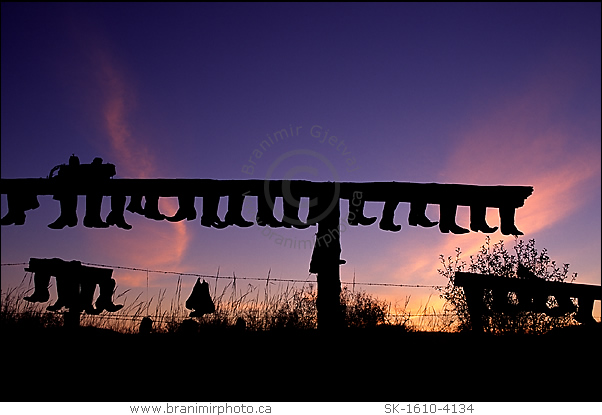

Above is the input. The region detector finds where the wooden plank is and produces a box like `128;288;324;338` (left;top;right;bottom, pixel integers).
1;178;533;208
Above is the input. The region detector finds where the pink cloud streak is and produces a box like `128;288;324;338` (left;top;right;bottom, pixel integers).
85;47;191;286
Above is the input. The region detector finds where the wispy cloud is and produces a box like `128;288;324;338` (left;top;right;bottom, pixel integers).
96;50;155;178
86;46;190;281
357;51;601;314
441;53;600;236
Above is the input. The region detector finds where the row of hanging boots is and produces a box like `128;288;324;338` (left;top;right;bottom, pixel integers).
45;156;127;229
44;275;123;314
42;190;524;236
126;194;256;228
127;192;316;229
490;287;598;324
48;194;133;230
23;258;123;314
0;193;40;226
257;185;321;229
490;288;578;317
349;198;523;236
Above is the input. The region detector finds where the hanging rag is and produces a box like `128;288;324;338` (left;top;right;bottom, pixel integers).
185;278;216;317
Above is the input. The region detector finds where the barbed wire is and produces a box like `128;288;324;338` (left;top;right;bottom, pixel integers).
1;261;444;289
6;310;449;320
2;260;452;331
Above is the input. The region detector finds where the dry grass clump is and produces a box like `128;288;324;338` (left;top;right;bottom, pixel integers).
2;273;445;334
1;279;63;331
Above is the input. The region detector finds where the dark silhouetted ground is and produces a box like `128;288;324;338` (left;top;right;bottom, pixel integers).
3;324;600;402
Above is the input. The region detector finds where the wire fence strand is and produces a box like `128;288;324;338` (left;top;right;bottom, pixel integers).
1;261;444;289
6;310;447;320
2;262;451;332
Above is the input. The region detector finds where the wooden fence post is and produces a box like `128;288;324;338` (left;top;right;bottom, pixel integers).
312;193;344;330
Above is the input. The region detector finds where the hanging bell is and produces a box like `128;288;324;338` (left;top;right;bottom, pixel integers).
185;278;216;317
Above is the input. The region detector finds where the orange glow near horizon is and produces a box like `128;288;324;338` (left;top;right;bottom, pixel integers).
73;42;599;326
337;53;601;320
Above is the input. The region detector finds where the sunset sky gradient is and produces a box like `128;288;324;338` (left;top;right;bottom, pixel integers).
2;3;600;322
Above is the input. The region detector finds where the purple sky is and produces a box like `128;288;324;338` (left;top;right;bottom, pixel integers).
2;3;600;322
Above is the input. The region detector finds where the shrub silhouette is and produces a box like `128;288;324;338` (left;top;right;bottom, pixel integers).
341;286;388;328
438;237;579;334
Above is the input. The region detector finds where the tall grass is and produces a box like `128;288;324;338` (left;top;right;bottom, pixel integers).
1;276;450;334
0;275;63;330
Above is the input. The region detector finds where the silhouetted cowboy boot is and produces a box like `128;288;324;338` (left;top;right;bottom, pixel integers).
575;295;596;325
224;194;253;227
166;195;197;222
490;289;507;313
142;195;165;221
545;294;576;317
200;195;228;228
554;294;577;315
515;293;531;312
348;196;377;226
95;278;123;313
48;195;78;229
499;206;523;236
1;193;39;225
79;280;99;315
23;271;51;303
515;265;542;309
306;197;323;226
1;211;26;226
469;205;498;233
256;193;282;228
408;201;438;227
379;201;401;232
126;195;145;215
47;271;80;311
282;191;309;229
83;194;109;228
438;204;469;234
24;193;40;210
106;195;132;230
